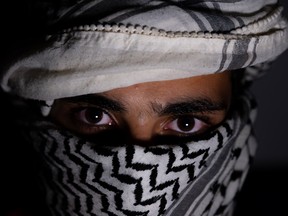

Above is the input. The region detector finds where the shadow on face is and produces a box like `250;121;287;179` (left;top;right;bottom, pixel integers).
49;71;232;146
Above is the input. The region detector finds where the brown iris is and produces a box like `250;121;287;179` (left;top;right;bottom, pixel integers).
84;108;104;124
176;116;195;132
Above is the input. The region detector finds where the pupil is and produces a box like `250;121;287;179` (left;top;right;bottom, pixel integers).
85;108;103;124
177;117;195;131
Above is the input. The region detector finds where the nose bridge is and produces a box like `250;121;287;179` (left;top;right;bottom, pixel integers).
126;110;156;142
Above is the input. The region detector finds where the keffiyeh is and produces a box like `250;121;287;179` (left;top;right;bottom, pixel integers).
0;1;287;216
0;0;287;100
17;91;257;216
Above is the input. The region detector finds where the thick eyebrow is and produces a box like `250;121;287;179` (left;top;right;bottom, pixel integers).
158;98;227;116
61;94;227;115
61;94;127;112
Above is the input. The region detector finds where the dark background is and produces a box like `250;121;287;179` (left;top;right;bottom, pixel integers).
235;45;288;215
0;1;288;216
251;0;288;168
235;0;288;215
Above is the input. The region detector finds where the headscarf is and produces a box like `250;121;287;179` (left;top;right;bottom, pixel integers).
0;1;287;216
0;0;287;101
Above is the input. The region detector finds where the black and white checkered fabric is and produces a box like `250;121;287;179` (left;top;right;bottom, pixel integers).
18;91;257;216
0;1;285;215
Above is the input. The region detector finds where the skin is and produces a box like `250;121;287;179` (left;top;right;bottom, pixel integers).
50;71;232;146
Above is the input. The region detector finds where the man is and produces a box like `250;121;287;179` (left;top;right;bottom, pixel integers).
1;0;287;215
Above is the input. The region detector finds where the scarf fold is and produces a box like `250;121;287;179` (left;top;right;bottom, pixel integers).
0;0;287;100
0;1;285;215
15;91;257;216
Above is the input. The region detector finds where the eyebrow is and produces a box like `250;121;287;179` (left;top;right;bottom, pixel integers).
62;94;227;115
157;98;227;116
62;94;127;112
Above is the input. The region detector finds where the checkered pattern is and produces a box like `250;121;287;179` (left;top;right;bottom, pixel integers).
17;92;258;216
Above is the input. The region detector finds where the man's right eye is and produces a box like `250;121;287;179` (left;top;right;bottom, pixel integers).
67;107;119;135
76;107;114;126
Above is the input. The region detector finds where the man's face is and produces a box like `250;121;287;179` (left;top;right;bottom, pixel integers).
50;71;232;145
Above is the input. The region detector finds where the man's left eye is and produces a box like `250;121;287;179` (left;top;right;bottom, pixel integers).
164;116;208;135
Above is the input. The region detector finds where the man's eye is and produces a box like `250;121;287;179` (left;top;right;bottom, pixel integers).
76;107;114;126
164;115;208;135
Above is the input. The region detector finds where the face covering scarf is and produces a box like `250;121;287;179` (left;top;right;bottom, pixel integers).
14;90;257;216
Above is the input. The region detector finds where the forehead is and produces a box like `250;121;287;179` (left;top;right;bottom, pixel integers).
100;71;232;105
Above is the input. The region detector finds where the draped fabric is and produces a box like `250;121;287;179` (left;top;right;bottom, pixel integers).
0;0;287;100
0;1;287;216
16;91;257;216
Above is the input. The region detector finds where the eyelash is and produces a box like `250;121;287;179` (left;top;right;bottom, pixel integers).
78;108;113;126
163;115;209;135
71;106;210;136
70;107;117;133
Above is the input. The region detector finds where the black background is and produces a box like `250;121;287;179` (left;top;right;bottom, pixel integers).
251;0;288;168
235;1;288;215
